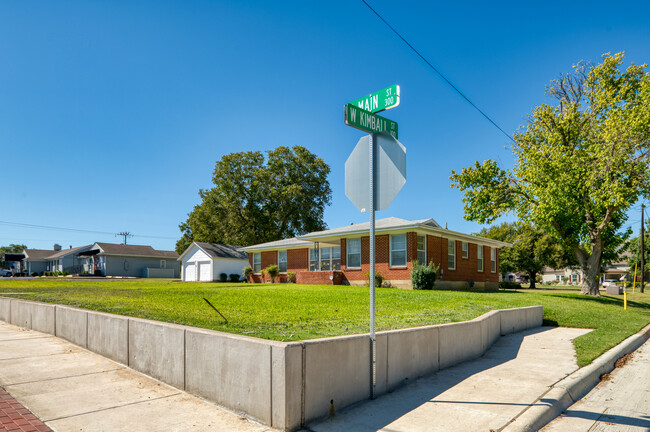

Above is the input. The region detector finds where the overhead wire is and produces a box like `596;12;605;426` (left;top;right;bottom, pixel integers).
0;220;177;240
360;0;516;144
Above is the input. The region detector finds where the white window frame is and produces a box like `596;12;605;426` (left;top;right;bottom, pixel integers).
448;240;456;270
278;250;287;273
462;242;469;259
160;260;166;269
346;238;361;269
477;246;484;272
310;246;341;271
390;234;407;267
490;248;497;273
253;253;261;273
417;235;426;265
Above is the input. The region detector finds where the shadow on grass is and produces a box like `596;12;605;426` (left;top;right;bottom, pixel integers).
546;293;650;310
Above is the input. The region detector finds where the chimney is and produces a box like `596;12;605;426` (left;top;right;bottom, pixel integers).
53;244;62;251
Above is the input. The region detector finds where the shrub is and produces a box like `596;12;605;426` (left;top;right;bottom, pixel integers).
63;271;69;276
94;269;102;276
265;265;279;283
287;272;296;283
243;266;253;282
364;271;384;287
219;273;228;282
31;272;38;277
229;273;240;282
411;261;439;290
499;281;522;289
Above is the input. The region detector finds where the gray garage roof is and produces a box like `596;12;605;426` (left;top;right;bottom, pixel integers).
193;242;247;260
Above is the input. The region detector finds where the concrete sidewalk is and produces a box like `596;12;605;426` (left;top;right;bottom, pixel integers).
0;322;273;432
307;326;590;432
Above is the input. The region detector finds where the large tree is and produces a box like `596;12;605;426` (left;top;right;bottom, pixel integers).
479;222;570;289
176;146;332;253
450;53;650;296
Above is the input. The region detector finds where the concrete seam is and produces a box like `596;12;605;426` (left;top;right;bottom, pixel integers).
4;366;125;386
127;318;130;367
269;344;273;427
182;329;186;391
301;343;306;427
85;310;88;348
43;392;183;423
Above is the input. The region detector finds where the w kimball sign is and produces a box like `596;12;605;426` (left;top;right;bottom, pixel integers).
344;103;398;139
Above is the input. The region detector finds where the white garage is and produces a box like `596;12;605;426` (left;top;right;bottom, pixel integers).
178;242;248;282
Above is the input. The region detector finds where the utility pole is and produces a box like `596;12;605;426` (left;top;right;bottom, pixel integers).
116;232;132;245
641;205;645;293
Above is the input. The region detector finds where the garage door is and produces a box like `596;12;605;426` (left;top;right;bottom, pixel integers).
184;262;196;282
198;261;211;282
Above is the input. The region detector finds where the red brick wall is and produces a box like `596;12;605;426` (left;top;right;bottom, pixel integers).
287;248;308;273
246;233;500;284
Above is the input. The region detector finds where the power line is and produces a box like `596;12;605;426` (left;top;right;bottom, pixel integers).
360;0;516;144
0;220;177;241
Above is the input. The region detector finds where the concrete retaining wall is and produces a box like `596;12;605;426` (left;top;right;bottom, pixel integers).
0;297;542;431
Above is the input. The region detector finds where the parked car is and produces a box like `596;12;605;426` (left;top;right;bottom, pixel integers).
1;269;12;277
602;280;618;288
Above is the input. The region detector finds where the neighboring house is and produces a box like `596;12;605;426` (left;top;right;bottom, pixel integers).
178;242;248;282
240;217;510;290
541;252;631;285
77;242;180;278
22;244;92;274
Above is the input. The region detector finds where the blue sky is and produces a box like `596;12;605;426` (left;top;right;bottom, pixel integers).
1;1;649;251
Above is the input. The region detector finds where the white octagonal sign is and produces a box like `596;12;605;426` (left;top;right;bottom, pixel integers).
345;133;406;212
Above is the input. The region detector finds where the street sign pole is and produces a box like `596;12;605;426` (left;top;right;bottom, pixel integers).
369;132;376;399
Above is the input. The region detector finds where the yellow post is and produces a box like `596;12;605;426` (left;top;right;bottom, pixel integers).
624;281;627;310
633;263;638;294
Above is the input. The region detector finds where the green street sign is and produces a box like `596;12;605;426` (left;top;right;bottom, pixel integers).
345;103;398;139
349;85;400;113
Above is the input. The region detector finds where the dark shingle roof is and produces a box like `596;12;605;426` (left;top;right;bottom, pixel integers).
194;242;248;260
23;249;56;260
94;242;179;259
48;245;92;259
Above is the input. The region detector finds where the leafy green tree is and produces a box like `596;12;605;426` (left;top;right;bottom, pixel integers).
177;146;331;253
0;244;27;269
626;220;650;282
479;222;569;289
451;53;650;296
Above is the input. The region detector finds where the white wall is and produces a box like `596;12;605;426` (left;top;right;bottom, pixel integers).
213;258;248;281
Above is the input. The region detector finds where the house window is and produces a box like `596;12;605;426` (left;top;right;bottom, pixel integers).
253;253;261;273
448;240;456;270
477;246;484;272
556;275;561;281
160;260;166;269
309;248;319;271
462;242;469;259
417;235;426;264
124;259;129;271
347;239;361;268
332;247;341;270
390;234;407;267
320;247;331;271
310;247;341;271
491;248;497;273
278;250;287;273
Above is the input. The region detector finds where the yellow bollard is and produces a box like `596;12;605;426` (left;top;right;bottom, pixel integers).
624;282;627;310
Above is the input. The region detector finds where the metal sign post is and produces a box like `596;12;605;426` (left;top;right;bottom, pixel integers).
369;132;376;399
344;85;404;401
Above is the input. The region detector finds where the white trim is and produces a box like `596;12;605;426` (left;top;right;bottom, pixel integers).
461;242;469;259
448;240;456;270
417;234;427;265
390;234;407;268
477;245;484;272
490;248;497;273
346;238;361;269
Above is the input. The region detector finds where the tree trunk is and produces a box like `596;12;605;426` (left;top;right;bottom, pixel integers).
529;271;537;289
576;238;603;296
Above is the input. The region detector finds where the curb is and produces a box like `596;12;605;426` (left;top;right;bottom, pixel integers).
502;322;650;432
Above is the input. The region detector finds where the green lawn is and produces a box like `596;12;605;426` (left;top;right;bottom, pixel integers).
1;278;649;367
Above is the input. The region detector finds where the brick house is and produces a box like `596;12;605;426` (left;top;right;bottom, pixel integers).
240;217;510;290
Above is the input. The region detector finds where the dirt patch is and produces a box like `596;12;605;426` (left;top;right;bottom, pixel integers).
600;353;634;382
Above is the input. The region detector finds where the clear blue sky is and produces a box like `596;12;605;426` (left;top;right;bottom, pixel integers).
1;1;649;251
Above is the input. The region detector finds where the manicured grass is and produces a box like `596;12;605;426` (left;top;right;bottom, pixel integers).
1;278;649;367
